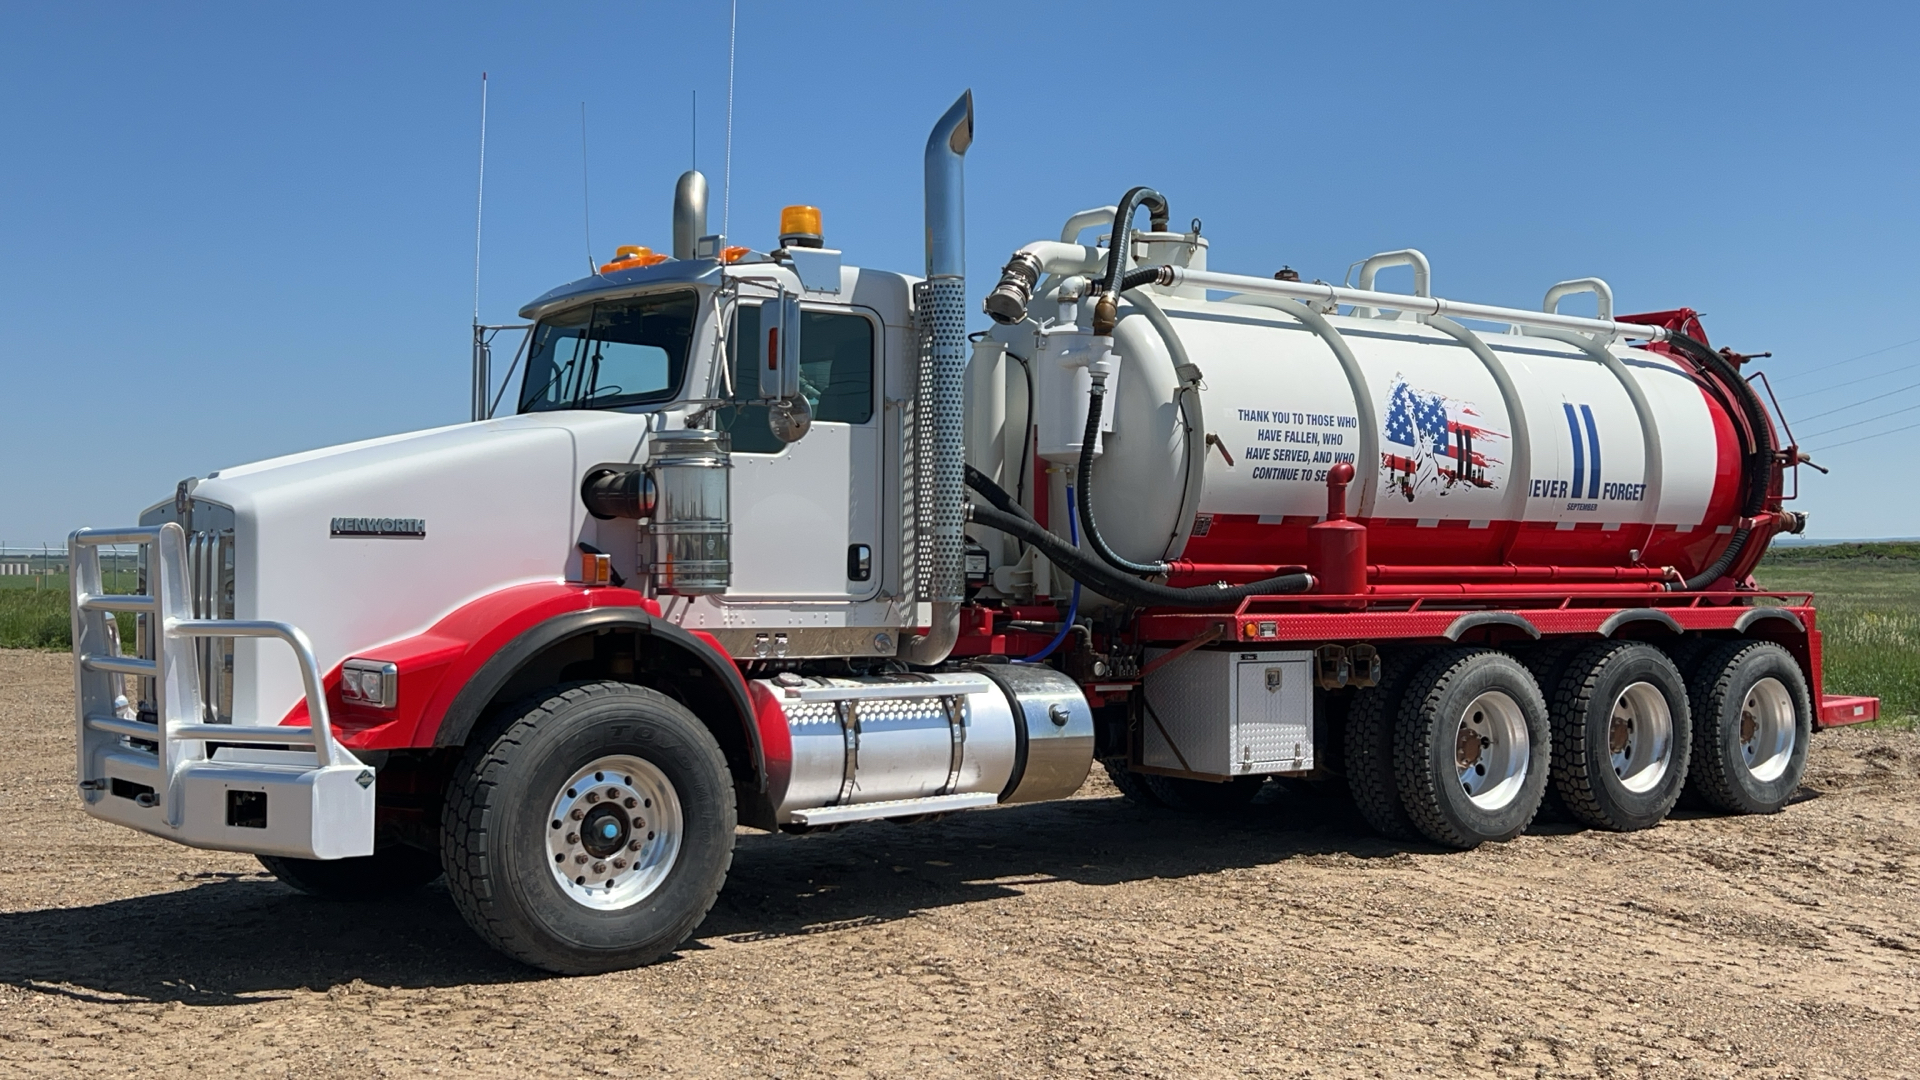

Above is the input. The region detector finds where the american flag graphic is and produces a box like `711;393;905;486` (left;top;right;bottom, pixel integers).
1380;376;1507;502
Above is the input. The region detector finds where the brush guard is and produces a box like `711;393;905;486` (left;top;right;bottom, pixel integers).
69;523;374;859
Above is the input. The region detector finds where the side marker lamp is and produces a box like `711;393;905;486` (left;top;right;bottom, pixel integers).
599;245;669;273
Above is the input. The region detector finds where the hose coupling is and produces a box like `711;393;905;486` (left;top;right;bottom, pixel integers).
983;250;1044;325
1091;291;1119;336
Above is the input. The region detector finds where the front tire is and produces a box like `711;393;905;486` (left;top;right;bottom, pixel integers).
1548;642;1692;832
1393;649;1551;849
1684;641;1811;814
259;844;443;900
441;681;737;975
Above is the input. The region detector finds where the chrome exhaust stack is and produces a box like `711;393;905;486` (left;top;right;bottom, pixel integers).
901;90;973;666
672;170;709;261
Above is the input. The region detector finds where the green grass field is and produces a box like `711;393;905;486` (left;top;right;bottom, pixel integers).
0;572;138;650
1756;543;1920;728
5;549;1912;725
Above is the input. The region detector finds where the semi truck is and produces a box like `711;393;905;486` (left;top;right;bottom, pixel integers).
67;91;1878;974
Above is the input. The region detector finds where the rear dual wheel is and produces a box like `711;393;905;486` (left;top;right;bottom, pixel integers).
1547;642;1692;832
1685;641;1811;814
1392;649;1552;850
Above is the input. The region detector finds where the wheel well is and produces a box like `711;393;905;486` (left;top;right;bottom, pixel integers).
432;610;762;800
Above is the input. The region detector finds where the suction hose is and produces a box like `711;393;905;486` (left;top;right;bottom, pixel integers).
965;466;1313;607
1667;331;1774;591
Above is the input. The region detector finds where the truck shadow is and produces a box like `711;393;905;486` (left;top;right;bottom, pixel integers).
0;778;1664;1002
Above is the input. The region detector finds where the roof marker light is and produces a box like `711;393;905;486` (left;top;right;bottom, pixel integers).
599;245;669;273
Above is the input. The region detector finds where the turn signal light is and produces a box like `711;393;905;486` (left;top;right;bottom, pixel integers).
581;551;612;588
778;205;823;249
600;245;669;273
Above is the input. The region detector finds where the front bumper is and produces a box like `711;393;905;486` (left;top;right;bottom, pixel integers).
71;524;375;860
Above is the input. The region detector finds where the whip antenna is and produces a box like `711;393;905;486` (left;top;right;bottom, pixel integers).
723;0;736;238
473;72;487;321
580;102;595;275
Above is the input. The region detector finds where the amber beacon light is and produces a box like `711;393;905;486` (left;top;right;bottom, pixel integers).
778;205;823;248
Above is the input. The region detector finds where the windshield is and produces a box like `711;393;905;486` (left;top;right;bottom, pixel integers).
518;290;699;413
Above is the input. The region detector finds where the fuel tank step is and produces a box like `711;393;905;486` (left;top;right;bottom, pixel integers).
787;792;998;827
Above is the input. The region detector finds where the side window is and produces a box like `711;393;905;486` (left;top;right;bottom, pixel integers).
717;305;875;454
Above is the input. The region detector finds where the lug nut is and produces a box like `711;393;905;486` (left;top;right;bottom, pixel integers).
628;838;644;852
575;853;588;865
592;861;607;874
566;832;579;845
585;792;599;804
570;807;586;820
624;797;637;809
613;858;628;870
606;788;621;800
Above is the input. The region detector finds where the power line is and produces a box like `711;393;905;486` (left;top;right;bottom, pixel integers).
1779;355;1920;401
1791;377;1920;425
1772;334;1920;383
1810;417;1920;453
1803;398;1920;441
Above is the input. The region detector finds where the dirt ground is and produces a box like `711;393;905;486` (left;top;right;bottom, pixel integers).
3;648;1917;1078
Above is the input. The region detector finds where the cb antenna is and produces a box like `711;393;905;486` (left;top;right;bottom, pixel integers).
473;72;487;322
580;101;596;275
723;0;736;238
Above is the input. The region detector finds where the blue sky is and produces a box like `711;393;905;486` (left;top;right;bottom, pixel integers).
2;1;1916;541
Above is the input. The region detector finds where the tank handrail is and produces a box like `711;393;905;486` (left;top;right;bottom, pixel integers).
1351;249;1432;320
1165;267;1672;343
1059;205;1119;244
1544;277;1614;323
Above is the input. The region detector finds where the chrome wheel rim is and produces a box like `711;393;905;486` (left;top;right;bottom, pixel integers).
1739;677;1796;783
546;755;682;911
1455;690;1530;811
1607;680;1674;794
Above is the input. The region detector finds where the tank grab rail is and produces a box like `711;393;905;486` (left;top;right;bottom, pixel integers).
1544;278;1614;323
1163;267;1673;344
1349;249;1433;320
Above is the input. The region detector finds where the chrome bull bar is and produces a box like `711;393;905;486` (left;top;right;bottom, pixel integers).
69;523;374;859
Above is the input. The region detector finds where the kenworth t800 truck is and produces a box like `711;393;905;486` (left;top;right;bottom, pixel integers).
68;92;1876;973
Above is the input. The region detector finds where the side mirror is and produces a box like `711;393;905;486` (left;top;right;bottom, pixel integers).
759;291;802;401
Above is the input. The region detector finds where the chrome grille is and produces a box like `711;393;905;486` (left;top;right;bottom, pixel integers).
186;529;236;723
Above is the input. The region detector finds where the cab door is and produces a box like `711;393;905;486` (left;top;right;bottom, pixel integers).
712;301;883;601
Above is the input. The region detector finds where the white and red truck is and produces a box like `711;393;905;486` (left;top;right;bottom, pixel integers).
68;92;1877;973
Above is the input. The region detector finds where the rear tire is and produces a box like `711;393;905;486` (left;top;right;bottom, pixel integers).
259;844;443;900
1343;648;1432;841
1548;642;1692;831
1684;641;1811;814
1101;758;1167;807
1393;649;1551;849
1142;773;1266;813
441;681;736;975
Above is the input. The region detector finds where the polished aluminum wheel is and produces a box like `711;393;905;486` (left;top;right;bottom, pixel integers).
1608;680;1674;794
1455;690;1530;811
546;755;682;911
1739;677;1797;783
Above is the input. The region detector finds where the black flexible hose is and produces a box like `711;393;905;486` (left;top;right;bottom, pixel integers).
1076;382;1168;576
969;502;1312;608
1666;331;1774;590
1097;187;1169;301
965;466;1313;605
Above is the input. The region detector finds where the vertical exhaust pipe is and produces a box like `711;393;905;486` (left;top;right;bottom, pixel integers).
673;169;708;260
902;90;973;666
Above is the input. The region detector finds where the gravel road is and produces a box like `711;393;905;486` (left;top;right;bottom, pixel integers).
3;647;1917;1078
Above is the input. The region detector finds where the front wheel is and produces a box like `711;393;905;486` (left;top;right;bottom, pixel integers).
259;844;443;900
441;681;737;974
